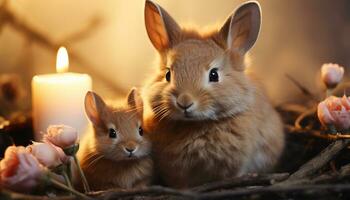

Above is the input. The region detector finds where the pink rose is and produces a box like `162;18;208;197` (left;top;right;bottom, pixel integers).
0;146;44;192
0;146;22;178
317;95;350;131
26;142;68;168
44;125;78;148
321;63;344;88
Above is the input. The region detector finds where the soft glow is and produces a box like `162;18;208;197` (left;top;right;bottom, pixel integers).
56;47;69;73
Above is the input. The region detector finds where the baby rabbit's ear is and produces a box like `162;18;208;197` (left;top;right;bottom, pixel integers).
127;87;143;110
144;0;181;51
85;91;106;126
218;1;261;54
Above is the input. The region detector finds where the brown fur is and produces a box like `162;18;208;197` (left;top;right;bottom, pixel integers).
142;0;285;188
77;90;153;191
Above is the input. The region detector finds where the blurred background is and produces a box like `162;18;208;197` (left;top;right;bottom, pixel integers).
0;0;350;112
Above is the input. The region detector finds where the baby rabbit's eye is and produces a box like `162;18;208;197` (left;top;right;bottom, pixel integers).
165;70;171;82
139;127;144;136
109;128;117;138
209;68;219;82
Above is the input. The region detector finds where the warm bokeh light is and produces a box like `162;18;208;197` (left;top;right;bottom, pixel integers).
56;47;69;73
0;0;348;102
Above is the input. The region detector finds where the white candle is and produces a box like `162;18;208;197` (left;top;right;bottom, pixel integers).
32;47;92;140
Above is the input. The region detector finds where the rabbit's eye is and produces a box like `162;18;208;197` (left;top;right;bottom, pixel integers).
165;70;171;82
109;128;117;138
139;127;144;136
209;68;219;82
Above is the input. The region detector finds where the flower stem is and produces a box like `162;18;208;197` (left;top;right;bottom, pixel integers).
66;159;72;180
326;89;332;97
73;154;91;193
61;169;73;192
49;178;93;200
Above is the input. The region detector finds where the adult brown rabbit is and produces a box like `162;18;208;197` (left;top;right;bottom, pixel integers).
142;0;285;188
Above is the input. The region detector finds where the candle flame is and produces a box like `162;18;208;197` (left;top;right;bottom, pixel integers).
56;47;69;73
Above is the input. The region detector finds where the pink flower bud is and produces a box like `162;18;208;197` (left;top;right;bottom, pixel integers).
321;63;344;88
0;146;44;192
44;125;78;148
317;95;350;131
26;142;66;168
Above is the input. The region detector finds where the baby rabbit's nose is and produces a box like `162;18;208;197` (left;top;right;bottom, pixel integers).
176;93;194;110
125;147;135;153
124;141;137;153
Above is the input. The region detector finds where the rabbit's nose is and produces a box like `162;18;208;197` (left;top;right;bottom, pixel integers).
124;141;138;154
176;93;194;110
125;147;135;153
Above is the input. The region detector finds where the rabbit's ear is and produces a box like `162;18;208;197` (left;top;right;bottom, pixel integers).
85;91;106;126
218;1;261;54
145;0;181;51
127;87;143;110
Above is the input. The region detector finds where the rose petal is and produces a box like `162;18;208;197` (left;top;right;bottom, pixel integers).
341;95;350;110
27;142;62;168
318;101;335;125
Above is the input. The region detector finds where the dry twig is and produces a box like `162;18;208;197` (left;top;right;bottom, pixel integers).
197;184;350;200
285;73;319;101
97;186;196;200
191;173;289;192
281;139;350;182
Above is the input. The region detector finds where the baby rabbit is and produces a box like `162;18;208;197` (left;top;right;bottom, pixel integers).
142;0;285;188
77;89;153;191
